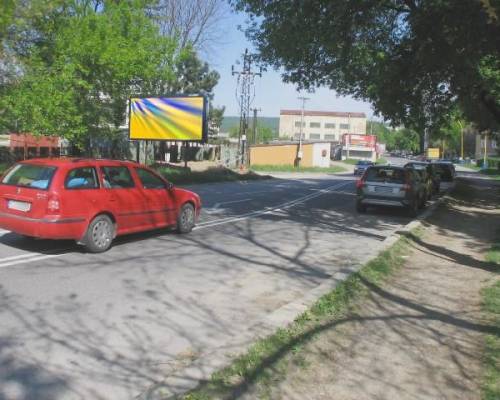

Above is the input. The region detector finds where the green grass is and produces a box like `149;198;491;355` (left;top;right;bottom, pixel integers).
155;166;271;185
462;164;500;180
250;164;346;173
181;231;417;400
481;281;500;399
486;244;500;265
481;239;500;400
376;157;387;164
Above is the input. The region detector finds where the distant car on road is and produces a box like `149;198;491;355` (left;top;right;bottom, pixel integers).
356;166;426;216
0;158;201;252
353;160;374;175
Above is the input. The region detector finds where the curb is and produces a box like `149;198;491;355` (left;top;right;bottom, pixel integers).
140;183;455;400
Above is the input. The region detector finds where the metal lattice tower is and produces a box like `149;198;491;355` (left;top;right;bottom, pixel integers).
232;49;262;167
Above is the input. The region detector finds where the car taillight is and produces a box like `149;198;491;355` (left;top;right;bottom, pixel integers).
47;195;60;213
400;184;411;192
356;179;366;189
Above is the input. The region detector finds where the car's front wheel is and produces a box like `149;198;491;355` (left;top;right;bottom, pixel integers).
177;203;195;234
83;214;114;253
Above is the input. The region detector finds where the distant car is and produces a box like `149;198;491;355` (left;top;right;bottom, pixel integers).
404;161;441;197
356;166;426;216
353;160;374;175
0;158;201;252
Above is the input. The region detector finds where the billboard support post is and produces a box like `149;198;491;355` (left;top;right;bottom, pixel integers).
136;141;140;163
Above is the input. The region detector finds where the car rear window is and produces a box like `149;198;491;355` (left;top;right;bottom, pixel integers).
365;168;405;183
1;164;56;190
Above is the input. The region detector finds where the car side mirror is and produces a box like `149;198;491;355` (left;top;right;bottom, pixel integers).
166;182;174;190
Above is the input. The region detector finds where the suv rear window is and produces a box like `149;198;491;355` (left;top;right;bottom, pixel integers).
365;168;405;183
2;164;56;190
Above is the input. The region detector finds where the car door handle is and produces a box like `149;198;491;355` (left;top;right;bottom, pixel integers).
109;196;117;202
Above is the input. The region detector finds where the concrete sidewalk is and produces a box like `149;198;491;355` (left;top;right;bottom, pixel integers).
241;175;500;399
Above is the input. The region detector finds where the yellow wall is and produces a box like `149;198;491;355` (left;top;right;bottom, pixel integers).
250;144;314;167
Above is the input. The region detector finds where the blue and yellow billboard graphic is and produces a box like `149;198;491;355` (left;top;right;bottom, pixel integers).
129;96;206;141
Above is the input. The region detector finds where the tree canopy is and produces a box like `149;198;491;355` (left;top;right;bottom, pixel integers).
231;0;500;148
0;0;219;154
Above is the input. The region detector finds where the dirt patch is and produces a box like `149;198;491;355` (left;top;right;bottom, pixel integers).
245;177;499;400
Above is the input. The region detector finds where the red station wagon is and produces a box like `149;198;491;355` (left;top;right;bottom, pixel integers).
0;158;201;252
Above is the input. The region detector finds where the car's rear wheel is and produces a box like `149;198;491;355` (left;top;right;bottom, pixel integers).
356;201;367;213
419;193;427;209
177;203;195;234
83;215;114;253
407;200;418;217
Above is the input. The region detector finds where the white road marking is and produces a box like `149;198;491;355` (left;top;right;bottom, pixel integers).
195;181;353;230
212;198;252;209
0;180;354;269
0;253;66;269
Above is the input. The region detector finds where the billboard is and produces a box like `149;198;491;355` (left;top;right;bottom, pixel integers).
129;96;207;141
343;134;377;149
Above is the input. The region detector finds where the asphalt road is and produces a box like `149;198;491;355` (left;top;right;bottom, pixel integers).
0;167;423;400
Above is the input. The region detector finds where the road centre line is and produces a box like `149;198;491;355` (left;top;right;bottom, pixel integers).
212;198;252;209
0;181;353;268
195;181;353;230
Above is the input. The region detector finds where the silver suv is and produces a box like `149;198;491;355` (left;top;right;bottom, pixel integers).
356;166;426;216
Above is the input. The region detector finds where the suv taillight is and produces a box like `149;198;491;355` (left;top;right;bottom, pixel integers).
356;179;366;189
47;195;60;213
400;183;411;192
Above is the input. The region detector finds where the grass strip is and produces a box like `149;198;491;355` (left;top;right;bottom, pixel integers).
482;239;500;400
462;164;500;180
250;164;346;173
155;166;271;185
180;231;417;400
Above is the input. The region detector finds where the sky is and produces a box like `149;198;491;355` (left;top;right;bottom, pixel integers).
209;9;375;119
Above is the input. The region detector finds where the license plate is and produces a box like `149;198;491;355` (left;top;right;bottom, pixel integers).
7;200;31;212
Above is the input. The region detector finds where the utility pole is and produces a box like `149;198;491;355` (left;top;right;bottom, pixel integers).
251;107;261;145
484;131;489;169
232;49;262;168
458;120;464;160
297;96;309;167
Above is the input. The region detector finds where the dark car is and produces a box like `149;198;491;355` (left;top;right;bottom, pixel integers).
354;160;374;175
432;161;456;182
404;162;441;197
356;166;426;216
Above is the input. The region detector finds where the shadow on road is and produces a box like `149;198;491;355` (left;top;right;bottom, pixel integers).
0;177;429;399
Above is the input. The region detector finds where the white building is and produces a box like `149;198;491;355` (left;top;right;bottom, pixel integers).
279;110;367;141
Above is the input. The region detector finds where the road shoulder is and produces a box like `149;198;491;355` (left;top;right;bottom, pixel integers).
250;176;499;400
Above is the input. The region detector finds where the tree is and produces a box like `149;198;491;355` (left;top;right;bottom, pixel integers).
231;0;500;150
0;0;220;153
255;124;274;143
149;0;228;55
208;104;225;137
